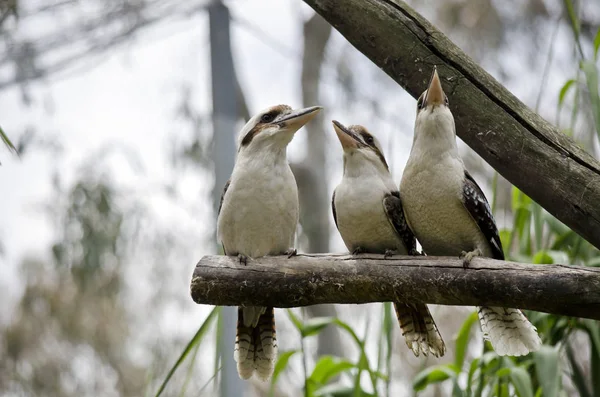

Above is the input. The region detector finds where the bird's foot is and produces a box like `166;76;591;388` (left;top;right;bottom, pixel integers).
237;254;249;266
460;248;482;268
384;249;396;259
352;247;364;255
285;248;297;258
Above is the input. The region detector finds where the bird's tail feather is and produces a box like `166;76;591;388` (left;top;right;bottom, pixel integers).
394;302;446;357
477;306;541;356
234;306;277;381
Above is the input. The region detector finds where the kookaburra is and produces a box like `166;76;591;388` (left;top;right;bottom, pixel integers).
400;67;542;356
217;104;322;380
331;120;446;357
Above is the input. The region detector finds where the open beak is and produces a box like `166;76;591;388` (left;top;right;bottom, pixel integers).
332;120;359;149
278;106;322;130
424;67;445;107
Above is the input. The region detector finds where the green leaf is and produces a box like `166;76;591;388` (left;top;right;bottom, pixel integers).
332;318;364;349
0;124;18;157
563;0;581;40
594;28;600;60
499;229;512;254
532;251;554;264
302;316;336;337
466;358;480;393
496;367;511;377
581;61;600;138
510;367;534;397
454;311;478;370
558;79;576;106
286;308;304;331
155;306;221;397
310;355;355;385
413;365;456;391
269;350;299;396
533;346;560;397
314;384;375;397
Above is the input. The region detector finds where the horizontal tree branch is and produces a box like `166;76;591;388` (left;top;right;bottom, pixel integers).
303;0;600;249
190;254;600;320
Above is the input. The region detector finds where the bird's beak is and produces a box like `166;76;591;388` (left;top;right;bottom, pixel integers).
278;106;322;130
332;120;359;149
424;67;445;107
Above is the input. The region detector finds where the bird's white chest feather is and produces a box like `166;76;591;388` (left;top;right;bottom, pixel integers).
217;160;298;258
401;154;489;256
335;177;406;254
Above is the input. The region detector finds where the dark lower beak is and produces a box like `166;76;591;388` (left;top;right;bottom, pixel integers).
332;120;359;149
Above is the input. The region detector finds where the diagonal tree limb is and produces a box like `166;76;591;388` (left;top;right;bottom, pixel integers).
302;0;600;249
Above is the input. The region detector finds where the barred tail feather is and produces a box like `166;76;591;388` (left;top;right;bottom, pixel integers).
478;306;541;356
234;306;278;381
394;302;446;357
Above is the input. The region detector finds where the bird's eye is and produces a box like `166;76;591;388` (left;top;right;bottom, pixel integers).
417;98;424;110
444;96;449;106
261;113;276;123
366;136;374;145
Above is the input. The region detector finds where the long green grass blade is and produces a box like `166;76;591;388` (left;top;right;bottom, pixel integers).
580;61;600;138
154;306;221;397
0;125;17;156
563;0;585;58
454;311;478;370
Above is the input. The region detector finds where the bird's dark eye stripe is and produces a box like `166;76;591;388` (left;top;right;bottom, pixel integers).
360;132;375;146
260;111;279;123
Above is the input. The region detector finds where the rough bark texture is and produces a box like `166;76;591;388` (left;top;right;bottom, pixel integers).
302;0;600;249
191;254;600;320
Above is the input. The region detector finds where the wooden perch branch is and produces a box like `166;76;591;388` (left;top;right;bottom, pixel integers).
303;0;600;249
191;254;600;320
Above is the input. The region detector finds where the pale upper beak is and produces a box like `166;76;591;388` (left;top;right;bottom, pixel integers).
278;106;322;130
332;120;359;149
424;67;445;107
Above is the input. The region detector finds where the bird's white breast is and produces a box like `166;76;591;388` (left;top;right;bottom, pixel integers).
217;158;298;258
335;176;407;254
401;154;491;257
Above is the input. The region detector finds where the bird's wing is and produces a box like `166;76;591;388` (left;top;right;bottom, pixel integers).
383;191;417;254
218;179;231;254
218;179;231;216
331;189;339;230
461;170;504;260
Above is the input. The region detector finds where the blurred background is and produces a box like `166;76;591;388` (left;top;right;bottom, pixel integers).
0;0;599;396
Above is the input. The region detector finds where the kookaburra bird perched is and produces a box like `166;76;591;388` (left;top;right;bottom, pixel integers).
331;120;446;358
217;104;322;380
400;67;542;356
